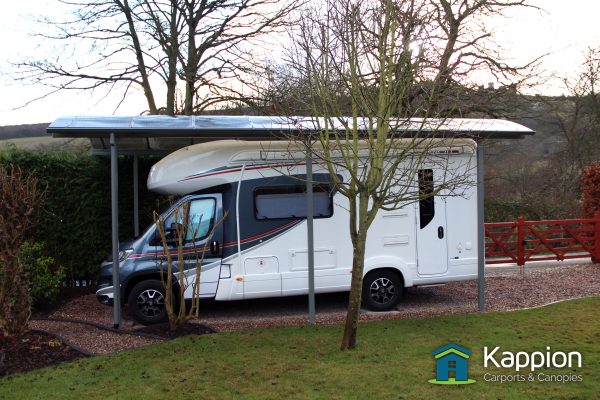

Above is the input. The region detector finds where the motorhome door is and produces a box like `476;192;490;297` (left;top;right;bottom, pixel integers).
160;194;224;297
416;169;448;275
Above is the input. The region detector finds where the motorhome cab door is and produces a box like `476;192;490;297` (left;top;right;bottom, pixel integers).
159;194;224;297
416;169;448;275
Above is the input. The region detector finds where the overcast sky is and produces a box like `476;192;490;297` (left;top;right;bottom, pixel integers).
0;0;599;126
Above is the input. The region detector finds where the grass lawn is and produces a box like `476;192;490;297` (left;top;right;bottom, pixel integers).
2;297;599;399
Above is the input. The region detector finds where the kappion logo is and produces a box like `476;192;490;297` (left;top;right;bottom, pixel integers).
428;343;476;385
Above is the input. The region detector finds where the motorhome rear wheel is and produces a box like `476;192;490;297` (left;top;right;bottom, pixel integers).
362;270;403;311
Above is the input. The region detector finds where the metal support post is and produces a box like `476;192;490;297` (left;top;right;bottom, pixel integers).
306;148;316;324
133;154;140;237
110;133;122;328
477;140;485;312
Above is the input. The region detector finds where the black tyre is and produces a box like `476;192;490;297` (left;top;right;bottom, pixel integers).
362;270;403;311
127;280;170;325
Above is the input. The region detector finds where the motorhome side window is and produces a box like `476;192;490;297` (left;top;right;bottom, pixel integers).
162;198;216;241
418;169;435;229
254;185;333;220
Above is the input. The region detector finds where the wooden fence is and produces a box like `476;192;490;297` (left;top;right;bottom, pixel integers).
485;212;600;266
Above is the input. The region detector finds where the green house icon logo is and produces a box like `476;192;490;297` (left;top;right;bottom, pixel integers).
428;343;476;385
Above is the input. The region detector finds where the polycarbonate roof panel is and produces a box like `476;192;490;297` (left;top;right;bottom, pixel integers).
48;115;534;137
290;117;534;136
49;115;534;155
130;115;194;129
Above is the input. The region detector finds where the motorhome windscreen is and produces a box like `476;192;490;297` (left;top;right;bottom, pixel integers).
418;169;435;229
254;185;333;220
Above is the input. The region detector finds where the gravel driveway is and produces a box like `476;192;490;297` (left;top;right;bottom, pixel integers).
29;263;600;354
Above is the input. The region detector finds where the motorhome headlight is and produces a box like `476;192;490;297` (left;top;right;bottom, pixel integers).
118;249;133;262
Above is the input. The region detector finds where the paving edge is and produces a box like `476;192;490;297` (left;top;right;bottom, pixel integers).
31;317;168;342
28;328;93;357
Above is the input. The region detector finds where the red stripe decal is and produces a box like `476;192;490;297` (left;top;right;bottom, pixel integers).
129;220;300;258
180;162;306;182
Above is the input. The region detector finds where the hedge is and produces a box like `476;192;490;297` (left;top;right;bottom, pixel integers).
0;149;167;280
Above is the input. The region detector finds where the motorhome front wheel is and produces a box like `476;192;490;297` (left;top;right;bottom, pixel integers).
127;280;170;325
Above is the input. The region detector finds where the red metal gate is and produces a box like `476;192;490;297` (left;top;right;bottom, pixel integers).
485;211;600;266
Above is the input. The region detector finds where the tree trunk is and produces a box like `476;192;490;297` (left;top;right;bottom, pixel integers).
121;0;158;114
165;55;178;115
165;1;179;116
341;193;369;350
340;232;367;350
184;3;197;116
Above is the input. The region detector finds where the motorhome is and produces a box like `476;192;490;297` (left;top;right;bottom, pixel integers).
96;138;479;324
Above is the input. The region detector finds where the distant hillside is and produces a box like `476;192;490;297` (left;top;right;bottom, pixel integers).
0;122;89;152
0;123;50;140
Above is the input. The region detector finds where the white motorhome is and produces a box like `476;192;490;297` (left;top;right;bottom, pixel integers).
96;137;479;324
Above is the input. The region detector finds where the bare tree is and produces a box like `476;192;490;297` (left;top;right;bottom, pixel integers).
153;202;227;330
489;48;600;220
14;0;301;115
0;166;45;336
542;48;600;217
282;0;540;350
425;0;542;111
551;48;600;171
266;0;542;118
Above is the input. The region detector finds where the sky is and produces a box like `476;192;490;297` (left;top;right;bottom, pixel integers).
0;0;599;126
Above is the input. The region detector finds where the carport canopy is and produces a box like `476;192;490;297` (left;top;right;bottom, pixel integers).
49;115;533;153
47;115;534;328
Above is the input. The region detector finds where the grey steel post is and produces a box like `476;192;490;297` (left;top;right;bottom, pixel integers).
133;154;140;237
110;133;122;329
306;148;316;324
477;140;485;312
